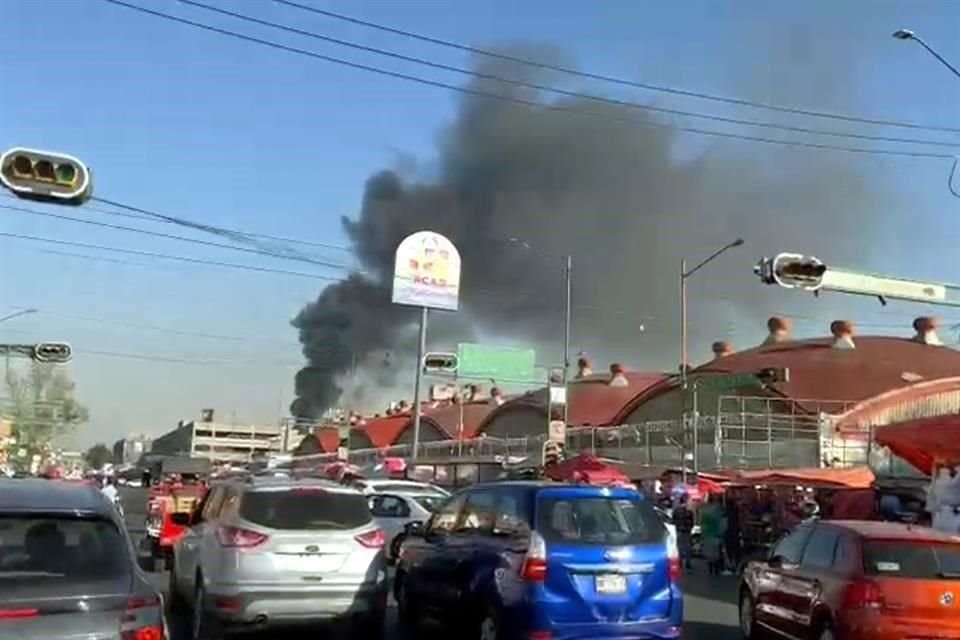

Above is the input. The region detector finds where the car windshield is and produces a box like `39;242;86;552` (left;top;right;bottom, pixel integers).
863;541;960;580
536;496;665;546
0;515;131;595
240;489;371;530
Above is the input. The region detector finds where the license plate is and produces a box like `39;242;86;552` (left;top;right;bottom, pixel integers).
596;574;627;594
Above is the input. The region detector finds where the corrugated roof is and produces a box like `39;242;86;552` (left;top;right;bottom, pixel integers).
422;401;498;439
360;414;412;448
477;371;670;433
616;336;960;421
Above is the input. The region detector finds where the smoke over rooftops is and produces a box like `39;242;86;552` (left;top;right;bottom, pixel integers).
290;44;899;419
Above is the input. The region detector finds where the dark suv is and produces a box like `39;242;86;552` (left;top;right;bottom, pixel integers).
394;481;682;640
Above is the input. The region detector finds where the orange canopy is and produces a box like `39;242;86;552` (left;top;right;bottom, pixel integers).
874;416;960;476
734;466;875;489
545;454;632;486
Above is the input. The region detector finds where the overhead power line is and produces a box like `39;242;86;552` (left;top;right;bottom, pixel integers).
103;0;956;160
87;195;353;253
272;0;960;135
0;230;349;281
179;0;959;149
0;202;357;273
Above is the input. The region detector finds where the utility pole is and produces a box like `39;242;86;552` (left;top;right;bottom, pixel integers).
679;239;744;481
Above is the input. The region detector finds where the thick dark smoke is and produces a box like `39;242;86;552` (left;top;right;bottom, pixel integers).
292;45;900;419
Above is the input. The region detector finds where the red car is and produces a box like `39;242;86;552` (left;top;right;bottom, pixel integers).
739;520;960;640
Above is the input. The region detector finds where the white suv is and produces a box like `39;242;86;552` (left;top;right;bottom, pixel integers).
169;477;387;639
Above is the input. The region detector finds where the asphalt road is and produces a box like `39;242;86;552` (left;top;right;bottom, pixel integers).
120;487;742;640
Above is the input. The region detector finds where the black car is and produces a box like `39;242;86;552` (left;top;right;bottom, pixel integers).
0;479;167;640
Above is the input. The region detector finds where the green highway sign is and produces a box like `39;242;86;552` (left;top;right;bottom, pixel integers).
695;373;763;391
456;343;537;382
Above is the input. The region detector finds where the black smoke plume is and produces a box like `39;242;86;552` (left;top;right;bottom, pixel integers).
292;45;905;419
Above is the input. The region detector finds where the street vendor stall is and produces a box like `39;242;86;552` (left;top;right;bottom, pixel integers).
543;454;632;486
141;456;211;571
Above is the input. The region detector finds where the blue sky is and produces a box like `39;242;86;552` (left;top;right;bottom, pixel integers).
1;0;958;447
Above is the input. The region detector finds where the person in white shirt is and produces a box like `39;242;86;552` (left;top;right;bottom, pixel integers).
101;477;119;503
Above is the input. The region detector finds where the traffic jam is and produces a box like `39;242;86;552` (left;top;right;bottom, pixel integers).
0;445;959;640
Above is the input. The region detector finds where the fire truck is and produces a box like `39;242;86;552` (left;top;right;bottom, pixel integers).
140;456;211;571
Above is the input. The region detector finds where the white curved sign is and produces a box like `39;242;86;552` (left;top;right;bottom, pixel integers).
392;231;461;311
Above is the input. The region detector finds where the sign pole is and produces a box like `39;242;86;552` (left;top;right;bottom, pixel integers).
410;307;429;462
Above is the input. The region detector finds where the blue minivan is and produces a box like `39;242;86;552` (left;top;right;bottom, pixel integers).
394;481;682;640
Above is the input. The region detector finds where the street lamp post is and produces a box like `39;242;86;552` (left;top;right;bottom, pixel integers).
509;238;573;386
679;239;744;480
893;29;960;80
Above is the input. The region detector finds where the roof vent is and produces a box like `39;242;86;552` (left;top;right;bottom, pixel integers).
576;355;593;379
609;363;629;387
712;340;734;359
830;320;856;350
762;316;791;346
912;316;943;346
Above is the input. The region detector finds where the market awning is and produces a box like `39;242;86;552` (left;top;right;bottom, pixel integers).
875;416;960;476
544;454;631;486
733;466;875;489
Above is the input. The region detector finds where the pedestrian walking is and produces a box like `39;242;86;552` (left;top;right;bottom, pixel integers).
700;495;727;576
673;495;695;572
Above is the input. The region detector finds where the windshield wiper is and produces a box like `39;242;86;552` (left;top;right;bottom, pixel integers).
0;571;66;578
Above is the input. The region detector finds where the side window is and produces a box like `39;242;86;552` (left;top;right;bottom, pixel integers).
428;494;466;534
218;487;241;520
457;491;497;534
771;525;812;565
801;526;839;570
494;490;531;536
201;487;226;521
369;495;411;518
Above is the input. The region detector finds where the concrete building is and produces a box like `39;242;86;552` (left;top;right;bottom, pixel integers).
112;435;152;466
151;414;293;464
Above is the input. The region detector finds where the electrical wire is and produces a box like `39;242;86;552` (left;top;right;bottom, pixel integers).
0;230;349;281
0;202;358;273
272;0;960;135
102;0;957;160
178;0;960;149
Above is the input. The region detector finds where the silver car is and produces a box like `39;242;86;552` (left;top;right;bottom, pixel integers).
367;491;449;562
0;478;166;640
169;477;387;639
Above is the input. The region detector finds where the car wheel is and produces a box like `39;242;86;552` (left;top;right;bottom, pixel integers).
478;608;500;640
738;590;763;640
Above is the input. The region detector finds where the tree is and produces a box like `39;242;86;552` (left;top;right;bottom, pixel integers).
84;443;112;470
4;362;89;459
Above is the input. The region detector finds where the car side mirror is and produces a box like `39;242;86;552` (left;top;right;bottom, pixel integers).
404;521;425;537
171;512;192;526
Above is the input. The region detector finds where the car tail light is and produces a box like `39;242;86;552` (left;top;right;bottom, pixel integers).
667;538;681;581
520;531;548;582
356;528;386;548
120;595;164;640
0;609;38;619
843;579;884;610
216;525;268;548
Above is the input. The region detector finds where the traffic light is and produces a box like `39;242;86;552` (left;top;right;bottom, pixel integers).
0;147;92;205
754;253;827;291
422;352;458;373
542;440;563;467
33;342;72;364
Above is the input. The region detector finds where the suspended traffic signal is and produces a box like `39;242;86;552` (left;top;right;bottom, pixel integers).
0;147;92;205
33;342;72;364
423;352;458;373
754;253;827;291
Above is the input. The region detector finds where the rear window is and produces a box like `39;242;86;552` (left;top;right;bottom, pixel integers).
413;496;446;512
0;515;131;592
240;489;371;530
863;541;960;580
536;496;665;546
